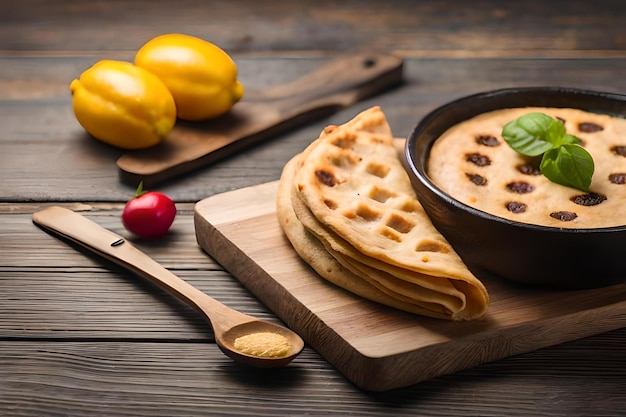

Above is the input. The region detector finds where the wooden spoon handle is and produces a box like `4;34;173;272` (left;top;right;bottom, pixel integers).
31;206;230;321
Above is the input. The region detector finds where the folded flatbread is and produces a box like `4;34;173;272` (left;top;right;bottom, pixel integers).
277;106;489;320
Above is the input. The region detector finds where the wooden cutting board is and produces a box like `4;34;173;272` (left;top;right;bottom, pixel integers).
194;177;626;392
116;53;403;187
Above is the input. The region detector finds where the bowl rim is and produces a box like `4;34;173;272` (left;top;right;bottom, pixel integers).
405;86;626;234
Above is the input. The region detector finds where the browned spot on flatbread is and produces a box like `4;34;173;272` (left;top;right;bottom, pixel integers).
315;169;338;187
416;241;449;253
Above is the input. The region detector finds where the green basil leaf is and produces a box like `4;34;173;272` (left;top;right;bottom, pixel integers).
540;144;594;192
553;133;581;147
563;133;581;144
545;117;567;143
502;112;559;156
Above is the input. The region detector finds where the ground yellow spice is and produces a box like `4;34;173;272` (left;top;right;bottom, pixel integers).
233;332;292;358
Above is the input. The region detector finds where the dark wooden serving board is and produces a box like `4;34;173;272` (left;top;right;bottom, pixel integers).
116;53;403;187
194;182;626;392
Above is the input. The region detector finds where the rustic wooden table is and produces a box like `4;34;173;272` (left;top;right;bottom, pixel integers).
1;1;625;415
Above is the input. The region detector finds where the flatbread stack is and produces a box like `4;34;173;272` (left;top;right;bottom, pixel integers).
276;106;489;320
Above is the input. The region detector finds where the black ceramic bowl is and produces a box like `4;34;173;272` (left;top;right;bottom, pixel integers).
405;87;626;290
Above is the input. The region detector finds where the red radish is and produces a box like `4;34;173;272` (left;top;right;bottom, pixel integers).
122;182;176;239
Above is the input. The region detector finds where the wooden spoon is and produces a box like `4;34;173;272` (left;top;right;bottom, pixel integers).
32;206;304;368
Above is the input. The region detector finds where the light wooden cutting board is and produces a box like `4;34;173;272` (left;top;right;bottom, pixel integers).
194;179;625;392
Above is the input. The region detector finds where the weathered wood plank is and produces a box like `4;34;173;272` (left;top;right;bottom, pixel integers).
1;0;624;413
3;0;626;56
0;204;216;269
0;209;283;339
2;57;626;202
0;335;624;417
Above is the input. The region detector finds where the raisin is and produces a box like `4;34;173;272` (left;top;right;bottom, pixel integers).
506;181;535;194
550;211;578;222
609;173;626;184
465;173;487;186
517;163;542;176
571;192;607;206
475;135;500;147
315;169;337;187
505;201;527;213
466;152;491;167
578;122;604;133
611;145;626;157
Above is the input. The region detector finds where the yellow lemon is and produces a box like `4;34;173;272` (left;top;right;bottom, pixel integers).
134;33;244;121
69;60;177;149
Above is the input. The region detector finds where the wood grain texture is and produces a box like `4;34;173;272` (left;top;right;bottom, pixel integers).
3;0;626;56
1;206;625;414
193;181;626;391
2;58;626;202
2;0;625;414
0;207;281;340
1;336;623;417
